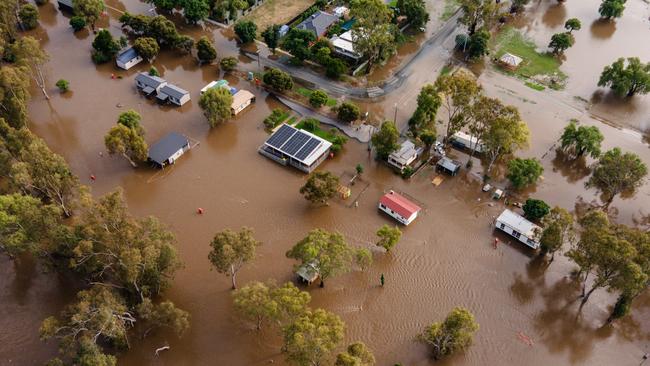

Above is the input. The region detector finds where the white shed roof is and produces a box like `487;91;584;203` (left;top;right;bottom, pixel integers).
500;53;523;67
496;209;541;238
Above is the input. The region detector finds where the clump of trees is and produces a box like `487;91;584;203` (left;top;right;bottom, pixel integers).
420;307;479;360
286;229;372;287
376;224;402;252
283;28;316;64
196;36;217;64
337;101;360;123
234;20;257;43
597;57;650;97
371;121;401;160
232;281;311;330
119;13;195;54
91;29;120;63
300;170;340;205
351;0;397;72
104;110;148;167
560;120;603;159
208;227;261;289
507;158;543;189
199;87;233;127
585;147;647;206
263;68;294;92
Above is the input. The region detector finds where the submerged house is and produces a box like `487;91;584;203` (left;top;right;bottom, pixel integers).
495;209;541;249
378;190;422;226
116;47;143;70
148;132;191;168
387;140;420;172
200;79;232;94
258;124;332;173
231;90;255;115
157;84;190;106
135;72;167;95
296;261;320;285
436;157;460;176
295;11;339;38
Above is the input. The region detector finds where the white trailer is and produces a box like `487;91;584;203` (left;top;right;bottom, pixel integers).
451;131;485;153
495;209;541;249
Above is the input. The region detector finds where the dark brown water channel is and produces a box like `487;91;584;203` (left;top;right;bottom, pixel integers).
2;0;650;365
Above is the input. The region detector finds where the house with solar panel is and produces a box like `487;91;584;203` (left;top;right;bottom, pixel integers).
259;124;332;173
378;190;422;225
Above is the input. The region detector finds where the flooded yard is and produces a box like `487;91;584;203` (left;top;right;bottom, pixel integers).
2;0;650;365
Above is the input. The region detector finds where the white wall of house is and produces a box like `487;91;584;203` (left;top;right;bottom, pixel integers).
169;93;190;106
378;203;417;225
495;220;540;249
117;56;143;70
232;99;252;115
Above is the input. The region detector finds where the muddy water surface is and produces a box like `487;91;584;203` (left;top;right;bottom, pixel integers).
2;1;650;365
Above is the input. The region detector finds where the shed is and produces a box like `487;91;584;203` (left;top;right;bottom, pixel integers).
231;90;255;115
495;209;541;249
200;79;230;94
158;84;190;106
116;47;143;70
436;157;460;176
499;53;523;70
378;190;421;225
148;132;190;168
387;140;420;172
135;72;167;95
296;262;319;284
57;0;73;10
295;11;339;37
333;6;349;17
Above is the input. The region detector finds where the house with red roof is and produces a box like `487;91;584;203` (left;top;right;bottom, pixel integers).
378;190;422;225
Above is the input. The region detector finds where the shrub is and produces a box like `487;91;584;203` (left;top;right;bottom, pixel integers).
55;79;70;92
220;56;238;72
337;102;360;123
309;90;328;108
69;16;86;32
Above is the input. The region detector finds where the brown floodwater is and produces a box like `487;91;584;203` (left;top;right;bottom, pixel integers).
2;1;650;365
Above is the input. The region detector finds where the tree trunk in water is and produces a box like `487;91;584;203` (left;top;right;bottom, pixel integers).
319;279;324;288
579;284;599;312
581;272;589;297
231;265;237;289
123;153;138;168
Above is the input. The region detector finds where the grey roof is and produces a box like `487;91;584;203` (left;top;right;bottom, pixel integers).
437;157;460;172
148;132;189;165
135;72;166;89
296;11;339;36
160;84;189;100
117;47;139;64
57;0;73;8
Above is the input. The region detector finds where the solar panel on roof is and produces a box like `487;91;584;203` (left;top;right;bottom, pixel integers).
295;138;320;160
283;132;311;156
266;125;295;148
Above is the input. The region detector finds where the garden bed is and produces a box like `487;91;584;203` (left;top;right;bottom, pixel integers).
243;0;315;34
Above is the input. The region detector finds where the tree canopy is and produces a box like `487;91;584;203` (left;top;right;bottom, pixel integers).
599;0;626;19
263;68;294;91
371;121;400;160
73;0;104;29
420;307;479;360
309;90;329;108
196;36;217;64
91;29;120;63
262;24;281;53
540;206;575;261
376;224;402;252
597;57;650;97
234;20;257;43
232;281;310;330
409;84;441;136
282;308;345;366
104;123;148;168
397;0;429;30
457;0;498;35
564;18;581;32
351;0;396;72
335;342;376;366
559;120;603;159
507;158;543;189
337;102;360;123
199;86;233;127
548;32;574;54
586;147;647;206
300;171;340;205
133;37;160;62
208;227;261;289
522;198;550;221
434;71;482;142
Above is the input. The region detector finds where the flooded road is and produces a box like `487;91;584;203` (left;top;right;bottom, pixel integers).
2;0;650;365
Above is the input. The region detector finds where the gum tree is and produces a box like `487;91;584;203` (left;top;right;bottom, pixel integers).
586;147;647;206
420;307;479;360
559;120;604;159
208;227;261;289
598;57;650;97
299;171;339;205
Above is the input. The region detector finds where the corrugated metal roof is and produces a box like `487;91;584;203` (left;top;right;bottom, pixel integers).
496;209;540;238
296;11;339;36
135;72;166;89
160;84;189;100
379;191;421;218
117;47;139;64
148;132;189;165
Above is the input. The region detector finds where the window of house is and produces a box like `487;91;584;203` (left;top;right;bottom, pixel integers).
499;223;505;229
512;231;521;239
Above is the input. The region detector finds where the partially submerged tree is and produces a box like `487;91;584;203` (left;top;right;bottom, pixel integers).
232;281;310;330
234;20;257;43
282;309;345;366
19;3;39;30
466;28;490;60
196;36;217;64
597;57;650;97
335;342;376;366
376;224;402;252
208;227;261;289
133;36;160;62
522;198;550;221
300;171;340;205
434;71;482;143
539;206;575;262
136;298;190;337
564;18;581;33
548;32;574;54
286;229;357;287
199;86;233;127
220;56;238;72
371;121;400;160
560;120;604;159
72;0;104;30
351;0;396;72
11;37;50;99
585;147;647;206
457;0;498;35
409;84;441;136
482;107;529;173
420;307;479;360
91;29;120;63
506;158;544;189
397;0;429;30
181;0;209;24
104;124;148;168
598;0;626;19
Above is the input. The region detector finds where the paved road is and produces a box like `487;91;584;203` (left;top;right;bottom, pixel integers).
243;10;463;100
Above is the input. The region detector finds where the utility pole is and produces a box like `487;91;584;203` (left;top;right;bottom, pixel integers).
393;103;398;123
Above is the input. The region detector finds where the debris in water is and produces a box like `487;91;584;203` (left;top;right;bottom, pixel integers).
517;331;534;346
155;345;170;356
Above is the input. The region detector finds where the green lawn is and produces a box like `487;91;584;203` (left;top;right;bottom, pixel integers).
441;0;459;21
295;120;338;142
525;81;545;91
492;27;567;88
388;0;397;8
296;87;337;107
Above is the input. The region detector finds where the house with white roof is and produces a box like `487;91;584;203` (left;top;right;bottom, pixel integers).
495;209;541;249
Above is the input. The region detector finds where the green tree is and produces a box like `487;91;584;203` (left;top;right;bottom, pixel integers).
117;109;143;132
0;67;31;128
196;36;217;64
19;3;39;30
208;227;261;289
559;120;604;159
510;0;530;13
0;194;63;257
263;68;294;91
409;84;441;136
262;24;280;53
11;36;51;99
220;56;238;71
506;158;543;189
136;298;190;337
151;0;179;12
539;206;574;261
522;198;550;221
376;224;402;252
466;28;490;60
149;66;160;76
232;281;310;330
91;29;120;63
351;0;397;72
420;129;437;151
69;16;86;31
286;229;357;287
72;0;104;30
564;18;581;32
335;342;376;366
371;121;400;160
181;0;209;23
548;32;574;54
234;20;257;43
457;0;498;35
104;124;148;167
337;102;360;123
482;106;529;173
397;0;429;30
173;34;195;54
55;79;70;92
434;71;482;142
325;57;348;79
420;307;479;360
282;28;316;62
300;171;340;205
309;90;329;109
597;57;650;97
599;0;625;19
586;147;648;206
282;309;345;366
199;86;233;127
133;37;160;62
